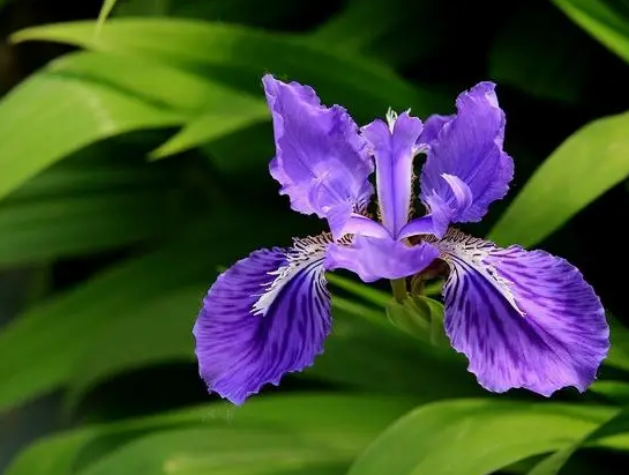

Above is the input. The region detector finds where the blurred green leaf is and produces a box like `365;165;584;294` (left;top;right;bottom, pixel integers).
0;192;169;266
528;403;629;475
553;0;629;64
490;109;629;247
57;51;269;159
0;52;182;203
604;314;629;372
63;286;202;412
0;146;181;265
489;2;590;104
76;428;347;475
347;399;617;475
6;394;415;475
590;381;629;404
310;0;447;68
115;0;319;30
11;19;447;121
114;0;173;15
0;48;277;199
526;446;578;475
53;51;264;115
0;241;205;414
326;273;390;308
149;105;268;159
95;0;121;36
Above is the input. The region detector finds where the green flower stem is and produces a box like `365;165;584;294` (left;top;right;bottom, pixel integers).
390;278;407;302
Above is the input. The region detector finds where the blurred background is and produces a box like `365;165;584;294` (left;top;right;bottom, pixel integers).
2;0;629;474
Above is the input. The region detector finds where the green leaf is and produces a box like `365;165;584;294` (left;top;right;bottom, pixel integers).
347;399;616;475
63;286;202;412
0;46;279;201
6;394;415;475
0;142;185;265
590;381;629;404
489;109;629;247
77;428;348;475
149;103;268;159
310;0;447;68
52;51;265;115
489;2;590;104
310;0;419;51
95;0;121;36
552;0;629;65
0;192;170;266
525;446;577;475
53;51;270;159
326;273;390;308
11;19;447;121
0;52;183;203
604;314;629;372
115;0;317;30
528;402;629;475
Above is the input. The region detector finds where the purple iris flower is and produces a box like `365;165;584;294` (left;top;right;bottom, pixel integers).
193;75;609;405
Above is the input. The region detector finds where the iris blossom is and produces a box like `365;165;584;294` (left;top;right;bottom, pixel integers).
194;75;609;405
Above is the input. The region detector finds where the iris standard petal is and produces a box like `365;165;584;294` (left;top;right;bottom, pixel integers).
418;114;452;149
419;82;514;224
437;230;609;397
325;235;439;283
193;236;332;405
362;111;423;237
262;75;374;236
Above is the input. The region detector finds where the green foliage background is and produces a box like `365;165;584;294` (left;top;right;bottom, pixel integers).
2;0;629;474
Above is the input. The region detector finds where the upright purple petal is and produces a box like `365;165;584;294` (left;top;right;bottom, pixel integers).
362;111;423;237
419;82;514;224
437;230;609;396
325;235;438;283
193;235;332;405
418;114;452;147
262;75;374;237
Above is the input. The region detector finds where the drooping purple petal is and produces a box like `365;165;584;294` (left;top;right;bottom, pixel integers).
262;75;374;237
325;235;439;283
362;111;423;237
437;230;609;397
193;236;332;405
419;82;514;224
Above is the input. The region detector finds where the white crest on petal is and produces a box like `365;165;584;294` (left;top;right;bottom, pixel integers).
436;229;524;316
251;234;332;316
385;108;398;133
